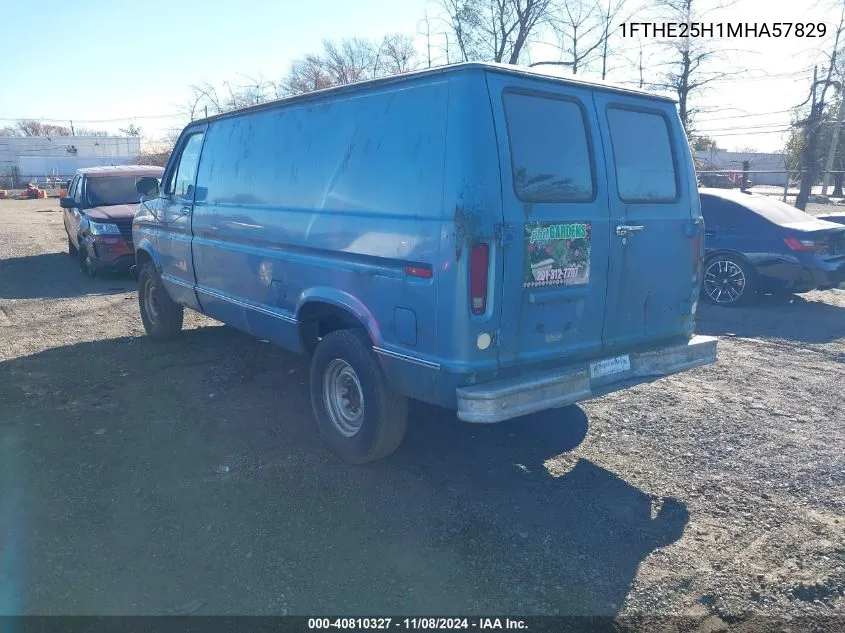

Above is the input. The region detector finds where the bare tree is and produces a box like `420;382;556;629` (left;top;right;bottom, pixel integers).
278;54;334;96
552;0;604;75
74;127;110;136
649;0;741;134
322;38;380;84
441;0;482;61
279;35;420;97
440;0;552;63
380;33;419;74
6;120;72;137
419;10;435;68
596;0;628;79
119;123;142;137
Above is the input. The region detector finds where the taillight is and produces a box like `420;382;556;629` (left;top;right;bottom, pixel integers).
784;237;825;253
469;242;489;315
405;265;432;279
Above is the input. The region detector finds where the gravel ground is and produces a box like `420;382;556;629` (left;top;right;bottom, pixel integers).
0;199;843;626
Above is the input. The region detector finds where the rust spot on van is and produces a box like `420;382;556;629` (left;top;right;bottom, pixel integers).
454;205;480;249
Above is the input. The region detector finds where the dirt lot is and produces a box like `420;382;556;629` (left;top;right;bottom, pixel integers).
0;198;843;624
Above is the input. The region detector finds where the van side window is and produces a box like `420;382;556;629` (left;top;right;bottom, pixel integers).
606;108;677;202
166;133;205;197
503;92;594;203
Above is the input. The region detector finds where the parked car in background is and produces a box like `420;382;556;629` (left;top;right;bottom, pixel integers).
698;173;746;189
699;188;845;305
133;62;716;463
60;165;164;276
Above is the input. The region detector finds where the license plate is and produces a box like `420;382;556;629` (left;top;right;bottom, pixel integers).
590;354;631;379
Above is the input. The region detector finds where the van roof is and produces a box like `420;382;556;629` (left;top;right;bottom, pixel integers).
197;62;674;126
76;165;164;177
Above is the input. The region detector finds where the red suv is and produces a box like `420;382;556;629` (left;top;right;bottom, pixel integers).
61;165;164;276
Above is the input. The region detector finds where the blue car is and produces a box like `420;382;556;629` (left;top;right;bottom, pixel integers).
700;188;845;305
132;62;716;463
817;212;845;226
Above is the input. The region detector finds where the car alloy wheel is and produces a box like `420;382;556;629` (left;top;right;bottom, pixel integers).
704;258;747;305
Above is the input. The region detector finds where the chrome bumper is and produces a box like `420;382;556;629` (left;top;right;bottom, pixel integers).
456;335;718;423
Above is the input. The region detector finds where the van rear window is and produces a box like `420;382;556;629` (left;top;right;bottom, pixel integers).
606;108;677;202
503;92;594;203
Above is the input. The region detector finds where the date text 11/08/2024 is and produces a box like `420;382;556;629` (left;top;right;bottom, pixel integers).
621;22;826;38
308;618;528;630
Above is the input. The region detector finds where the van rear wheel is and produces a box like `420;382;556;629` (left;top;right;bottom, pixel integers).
138;262;184;340
310;329;408;463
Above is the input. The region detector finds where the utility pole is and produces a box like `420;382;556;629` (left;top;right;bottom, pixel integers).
204;105;208;119
796;66;821;210
821;94;845;196
69;120;75;135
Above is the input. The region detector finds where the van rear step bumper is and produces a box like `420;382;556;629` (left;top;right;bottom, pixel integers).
456;335;717;423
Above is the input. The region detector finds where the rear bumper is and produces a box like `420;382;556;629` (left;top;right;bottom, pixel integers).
456;335;718;423
809;261;845;290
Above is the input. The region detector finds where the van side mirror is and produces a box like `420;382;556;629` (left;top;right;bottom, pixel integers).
136;176;160;198
59;197;75;209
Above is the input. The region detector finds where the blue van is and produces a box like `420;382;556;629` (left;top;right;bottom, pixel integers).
133;62;716;463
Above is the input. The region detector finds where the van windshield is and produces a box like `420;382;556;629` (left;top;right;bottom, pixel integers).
85;176;145;207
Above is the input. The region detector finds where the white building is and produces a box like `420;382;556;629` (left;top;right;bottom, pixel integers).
694;150;789;186
0;136;141;187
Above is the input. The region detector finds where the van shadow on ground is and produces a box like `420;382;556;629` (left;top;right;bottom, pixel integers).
696;292;845;344
0;326;689;615
0;252;133;300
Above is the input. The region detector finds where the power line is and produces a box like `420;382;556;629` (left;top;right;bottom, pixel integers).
703;128;794;137
695;107;798;123
0;113;181;124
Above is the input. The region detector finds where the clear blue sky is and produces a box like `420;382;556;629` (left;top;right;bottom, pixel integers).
0;0;427;135
0;0;840;152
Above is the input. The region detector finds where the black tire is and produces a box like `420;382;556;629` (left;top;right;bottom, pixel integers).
310;329;408;464
702;254;756;306
138;261;184;340
67;235;78;257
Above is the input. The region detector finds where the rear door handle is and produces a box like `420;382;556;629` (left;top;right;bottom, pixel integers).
616;225;645;237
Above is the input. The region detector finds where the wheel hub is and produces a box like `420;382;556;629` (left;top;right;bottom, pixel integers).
704;259;746;304
323;359;365;437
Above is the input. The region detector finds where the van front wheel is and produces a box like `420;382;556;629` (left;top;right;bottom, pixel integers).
138;262;184;340
310;329;408;463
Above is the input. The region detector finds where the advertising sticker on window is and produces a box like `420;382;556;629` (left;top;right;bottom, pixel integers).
523;222;591;288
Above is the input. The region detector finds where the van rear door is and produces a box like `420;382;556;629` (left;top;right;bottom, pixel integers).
486;74;611;369
591;93;700;350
